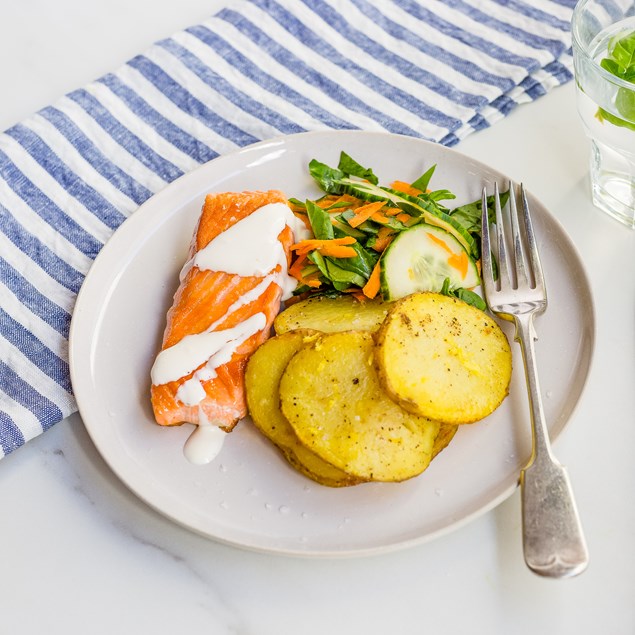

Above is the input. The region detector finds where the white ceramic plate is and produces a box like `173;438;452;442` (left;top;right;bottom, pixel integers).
69;131;594;557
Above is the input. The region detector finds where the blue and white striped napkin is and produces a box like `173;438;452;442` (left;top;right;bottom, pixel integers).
0;0;576;458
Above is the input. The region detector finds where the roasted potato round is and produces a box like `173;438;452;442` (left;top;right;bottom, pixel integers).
375;293;512;424
431;424;458;460
279;330;440;482
245;330;360;487
274;295;392;335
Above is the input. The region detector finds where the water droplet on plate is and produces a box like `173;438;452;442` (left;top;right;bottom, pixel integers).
279;505;290;515
219;501;228;510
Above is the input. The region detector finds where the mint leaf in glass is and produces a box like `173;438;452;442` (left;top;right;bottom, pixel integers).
596;30;635;130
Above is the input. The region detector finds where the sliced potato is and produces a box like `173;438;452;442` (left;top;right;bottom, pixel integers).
431;424;458;460
245;330;360;487
274;295;392;335
375;293;512;424
279;331;440;482
282;448;360;488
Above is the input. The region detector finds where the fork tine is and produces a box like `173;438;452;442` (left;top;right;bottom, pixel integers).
481;187;496;296
493;182;510;287
509;181;529;289
520;184;545;291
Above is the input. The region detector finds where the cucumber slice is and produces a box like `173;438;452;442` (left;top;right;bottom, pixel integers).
380;224;480;301
417;207;477;257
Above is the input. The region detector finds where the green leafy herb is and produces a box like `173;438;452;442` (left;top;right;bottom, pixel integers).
309;250;367;290
426;189;456;203
609;30;635;70
410;164;436;191
337;210;379;235
305;199;334;240
324;201;354;211
440;278;487;311
292;283;314;295
309;159;346;192
331;218;366;240
449;191;510;234
597;30;635;131
337;151;379;184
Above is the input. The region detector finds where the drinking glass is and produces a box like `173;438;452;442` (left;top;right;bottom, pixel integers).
572;0;635;228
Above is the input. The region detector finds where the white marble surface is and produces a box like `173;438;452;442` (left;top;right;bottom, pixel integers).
1;1;635;634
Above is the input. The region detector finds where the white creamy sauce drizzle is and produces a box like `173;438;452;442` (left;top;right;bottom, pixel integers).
153;201;308;464
174;273;281;406
183;407;227;465
193;202;308;280
175;310;266;405
151;312;266;387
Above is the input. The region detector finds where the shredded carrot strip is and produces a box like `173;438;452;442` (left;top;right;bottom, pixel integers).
372;227;395;252
370;211;392;225
348;201;385;228
448;251;469;278
426;232;468;278
289;254;324;288
427;232;453;254
291;236;357;254
396;213;413;225
319;245;358;258
316;195;340;209
335;194;359;205
288;253;308;280
362;261;382;299
390;180;423;196
315;194;359;210
341;288;367;301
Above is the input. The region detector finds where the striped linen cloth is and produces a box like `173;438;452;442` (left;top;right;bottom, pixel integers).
0;0;578;458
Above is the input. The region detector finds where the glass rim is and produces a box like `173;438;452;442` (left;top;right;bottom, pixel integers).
571;0;635;92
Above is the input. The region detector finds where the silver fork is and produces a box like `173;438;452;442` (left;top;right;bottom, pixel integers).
481;183;589;578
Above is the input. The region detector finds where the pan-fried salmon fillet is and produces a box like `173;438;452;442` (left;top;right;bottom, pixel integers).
150;189;301;431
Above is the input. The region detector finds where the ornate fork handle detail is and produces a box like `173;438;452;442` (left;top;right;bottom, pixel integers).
515;311;588;578
481;183;589;578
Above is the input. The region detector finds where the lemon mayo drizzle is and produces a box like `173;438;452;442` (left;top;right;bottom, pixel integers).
175;270;288;406
183;407;227;465
193;202;308;282
151;312;267;387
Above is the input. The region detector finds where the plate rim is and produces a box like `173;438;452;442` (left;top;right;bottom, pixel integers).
69;130;596;557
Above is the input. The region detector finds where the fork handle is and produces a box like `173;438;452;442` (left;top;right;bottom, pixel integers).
514;314;589;578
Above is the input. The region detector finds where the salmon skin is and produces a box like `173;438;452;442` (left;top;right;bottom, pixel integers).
151;190;292;431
